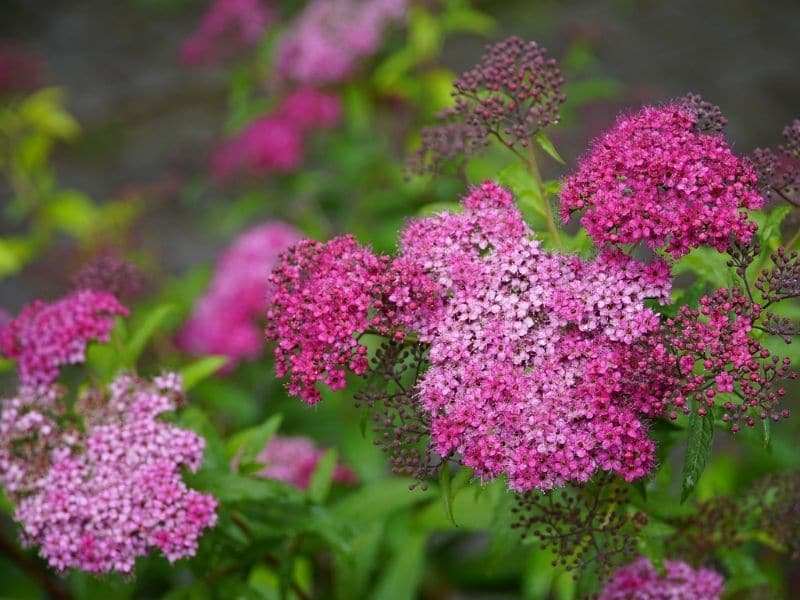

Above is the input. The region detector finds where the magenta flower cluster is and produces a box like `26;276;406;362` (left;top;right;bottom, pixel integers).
179;221;300;367
212;88;341;181
599;557;724;600
267;182;675;490
250;435;357;489
181;0;275;66
560;105;764;257
275;0;406;85
404;183;673;490
10;374;216;574
265;235;440;404
0;290;128;391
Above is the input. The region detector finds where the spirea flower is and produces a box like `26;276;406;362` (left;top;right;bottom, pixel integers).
251;435;356;489
275;0;406;85
447;36;565;147
752;119;800;207
560;104;764;257
664;288;795;430
179;222;300;367
212;89;341;181
407;120;490;176
403;184;672;490
265;235;440;404
13;373;217;574
71;256;145;300
599;557;724;600
0;290;128;390
680;93;727;134
181;0;274;66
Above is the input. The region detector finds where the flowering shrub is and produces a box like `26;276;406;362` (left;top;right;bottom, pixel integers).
1;3;799;599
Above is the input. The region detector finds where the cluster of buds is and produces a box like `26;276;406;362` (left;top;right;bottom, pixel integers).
751;119;800;206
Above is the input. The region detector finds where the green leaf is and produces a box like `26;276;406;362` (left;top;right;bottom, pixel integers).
534;132;566;165
181;355;228;391
308;449;338;504
439;464;457;527
177;406;228;472
372;531;427;600
185;470;303;504
680;409;715;503
226;414;283;464
123;303;176;366
332;479;435;523
19;87;79;139
41;190;99;237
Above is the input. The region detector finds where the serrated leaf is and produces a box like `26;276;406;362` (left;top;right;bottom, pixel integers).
534;132;566;165
680;409;715;503
123;303;176;366
308;449;338;504
181;355;228;391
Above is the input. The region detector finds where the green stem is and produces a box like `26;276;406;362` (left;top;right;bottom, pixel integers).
525;146;563;250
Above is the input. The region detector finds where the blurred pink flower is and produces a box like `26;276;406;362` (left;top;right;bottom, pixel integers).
0;43;45;94
275;0;407;85
253;435;357;489
181;0;275;66
179;222;301;368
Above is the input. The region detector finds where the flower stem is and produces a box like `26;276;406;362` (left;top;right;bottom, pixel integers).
526;145;563;250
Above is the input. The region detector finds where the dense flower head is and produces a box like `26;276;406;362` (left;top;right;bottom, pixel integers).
265;235;440;403
275;0;406;85
663;288;795;430
752;118;800;206
447;36;565;147
251;435;356;489
560;104;764;257
0;290;128;390
402;183;672;490
179;222;300;367
599;557;724;600
12;373;216;574
181;0;274;66
71;256;145;300
212;89;341;182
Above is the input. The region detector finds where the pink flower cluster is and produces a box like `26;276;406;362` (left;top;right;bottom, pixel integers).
265;235;440;403
252;435;356;489
0;290;128;391
599;557;724;600
275;0;406;85
181;0;275;66
560;105;764;257
179;221;300;367
11;374;217;574
664;288;795;429
267;181;674;490
212;88;341;181
403;182;673;490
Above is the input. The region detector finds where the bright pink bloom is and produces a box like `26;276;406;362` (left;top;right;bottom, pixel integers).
181;0;274;66
275;0;406;85
600;557;724;600
560;105;764;257
265;236;439;403
179;222;301;367
13;373;217;574
404;182;672;490
0;291;128;390
252;435;356;489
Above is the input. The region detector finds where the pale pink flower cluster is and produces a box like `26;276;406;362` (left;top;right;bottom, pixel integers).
404;182;673;490
599;557;724;600
265;235;440;404
275;0;406;85
253;435;356;489
12;374;217;574
560;105;764;257
181;0;275;66
267;182;674;490
0;290;128;390
212;88;341;181
179;221;301;367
